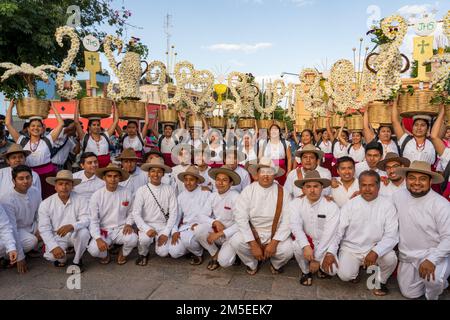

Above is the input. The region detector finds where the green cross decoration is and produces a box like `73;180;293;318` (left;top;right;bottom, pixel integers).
418;40;430;55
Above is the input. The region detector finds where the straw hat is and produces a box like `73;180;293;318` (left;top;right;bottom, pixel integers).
46;170;81;186
0;144;31;159
95;163;130;182
413;115;432;123
294;170;331;189
177;165;205;183
115;148;141;161
376;152;411;171
247;157;285;178
395;161;444;185
208;165;241;186
295;144;324;159
141;157;172;173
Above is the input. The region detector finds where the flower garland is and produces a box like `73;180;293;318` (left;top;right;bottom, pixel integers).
104;35;124;101
286;83;296;119
298;68;334;117
254;79;287;117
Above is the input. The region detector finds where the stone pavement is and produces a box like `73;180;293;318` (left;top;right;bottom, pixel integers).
1;249;449;300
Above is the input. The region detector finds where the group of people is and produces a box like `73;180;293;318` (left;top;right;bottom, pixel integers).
0;99;449;300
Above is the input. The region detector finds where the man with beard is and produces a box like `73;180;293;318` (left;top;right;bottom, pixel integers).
377;153;410;199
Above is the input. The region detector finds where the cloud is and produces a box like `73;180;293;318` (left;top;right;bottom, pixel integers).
229;59;246;67
289;0;315;7
397;4;435;17
205;42;273;54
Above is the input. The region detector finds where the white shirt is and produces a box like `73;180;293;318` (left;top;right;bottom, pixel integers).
348;145;365;163
132;183;178;237
51;133;76;165
38;193;90;253
89;186;134;239
333;141;349;160
285;166;332;199
17;134;54;167
175;187;212;232
119;166;149;197
160;137;177;154
198;167;214;189
355;161;387;179
73;171;105;203
0;205;15;254
393;189;450;265
379;140;399;158
0;167;41;196
85;132;110;156
379;179;406;200
239;147;257;166
289;196;340;262
123;134;144;152
261;140;286;160
331;178;360;208
172;164;189;195
329;195;399;257
208;144;224;163
211;166;251;194
318;140;333;154
234;182;291;245
398;134;436;165
440;148;450;182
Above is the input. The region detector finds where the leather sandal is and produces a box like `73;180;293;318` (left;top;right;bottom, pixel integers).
190;255;203;265
300;273;313;286
135;255;149;266
207;259;220;271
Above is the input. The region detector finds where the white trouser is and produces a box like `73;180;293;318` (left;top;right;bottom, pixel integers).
193;223;237;267
230;232;294;271
168;225;203;258
17;228;38;255
336;249;398;284
397;257;450;300
43;228;90;264
137;228;170;257
292;240;337;276
87;226;138;259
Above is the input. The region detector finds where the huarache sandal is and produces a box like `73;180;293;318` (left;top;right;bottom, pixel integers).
373;283;389;296
300;273;313;286
246;265;259;276
135;255;149;266
117;248;128;265
317;269;332;279
190;255;203;265
269;263;283;275
99;253;111;265
207;259;220;271
53;261;66;268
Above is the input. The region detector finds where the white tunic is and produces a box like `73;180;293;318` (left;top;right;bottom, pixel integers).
0;167;41;198
132;183;178;237
234;182;291;244
119;166;149;196
355;161;387;179
328;195;399;257
318;140;333;154
160;137;177;154
261;140;286;160
333;141;349;160
239;147;257;166
331;178;360;208
122;134;144;152
73;171;105;202
17;134;54;167
348;145;365;163
379;179;406;199
379;140;399;158
285;166;332;199
393;189;450;265
89;186;134;240
175;187;212;232
38;193;90;253
51;133;76;166
398;134;436;165
0;205;15;254
289;196;340;262
84;133;110;156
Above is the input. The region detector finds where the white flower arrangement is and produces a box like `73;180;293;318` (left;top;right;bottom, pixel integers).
298;68;334;117
430;11;450;92
254;79;287;118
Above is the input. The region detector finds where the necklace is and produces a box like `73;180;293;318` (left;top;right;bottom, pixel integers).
414;138;426;152
29;139;40;153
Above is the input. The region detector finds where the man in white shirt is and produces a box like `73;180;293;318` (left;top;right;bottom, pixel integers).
289;170;340;286
0;144;41;194
330;156;360;208
38;171;90;272
286;144;331;199
194;166;241;271
73;152;105;203
355;141;387;178
87;164;137;265
393;161;450;300
0;165;41;274
322;170;399;296
377;152;410;199
132;158;178;266
144;150;175;187
169;166;212;265
0;204;17;267
218;148;251;193
231;157;293;275
116;148;148;196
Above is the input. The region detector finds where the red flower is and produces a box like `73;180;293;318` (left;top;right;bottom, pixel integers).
122;201;129;207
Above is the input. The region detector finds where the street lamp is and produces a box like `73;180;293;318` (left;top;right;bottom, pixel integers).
280;72;300;78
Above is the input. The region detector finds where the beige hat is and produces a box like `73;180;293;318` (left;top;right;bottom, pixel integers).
247;157;285;178
141;157;172;173
46;170;82;186
377;152;411;171
0;144;31;159
115;148;141;161
219;147;247;164
295;144;324;160
413;115;432;123
294;170;331;188
177;165;205;184
395;161;444;185
208;165;241;186
95;163;130;182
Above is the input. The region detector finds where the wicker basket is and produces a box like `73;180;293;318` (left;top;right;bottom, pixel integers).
16;98;50;120
274;120;285;129
188;114;204;128
117;100;146;120
158;109;178;124
346;114;364;131
208;116;227;129
368;100;392;125
257;119;274;129
398;89;439;117
79;97;113;119
237;118;255;129
331;114;345;128
316;117;328;131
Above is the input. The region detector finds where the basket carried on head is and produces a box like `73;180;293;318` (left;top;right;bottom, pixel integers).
237;118;255;129
257;119;274;129
368;100;392;126
79;97;113;119
398;89;439;118
316;117;328;131
158;109;178;124
346;113;364;131
16;98;50;120
331;114;345;129
274;120;285;129
117;100;146;120
208;116;227;129
188;114;204;128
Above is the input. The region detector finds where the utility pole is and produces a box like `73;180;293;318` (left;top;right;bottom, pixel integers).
164;14;173;73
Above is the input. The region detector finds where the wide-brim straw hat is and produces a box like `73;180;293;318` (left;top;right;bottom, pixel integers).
295;144;324;159
115;148;141;161
247;157;285;178
208;165;241;186
95;163;130;182
46;170;82;186
0;144;31;159
395;161;444;185
219;147;247;164
177;165;205;184
294;170;331;189
377;152;411;171
141;157;172;173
